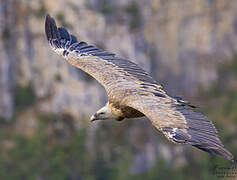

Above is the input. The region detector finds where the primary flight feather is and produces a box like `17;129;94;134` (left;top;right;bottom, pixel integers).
45;14;233;161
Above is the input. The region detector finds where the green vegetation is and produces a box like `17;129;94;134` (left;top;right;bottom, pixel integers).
98;0;116;15
0;118;227;180
123;1;142;31
0;59;236;179
34;4;47;19
15;84;35;110
56;13;72;28
203;57;237;125
85;0;117;16
55;73;62;82
87;0;142;31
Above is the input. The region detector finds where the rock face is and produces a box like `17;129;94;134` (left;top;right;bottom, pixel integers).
143;0;237;95
0;0;19;119
0;0;236;172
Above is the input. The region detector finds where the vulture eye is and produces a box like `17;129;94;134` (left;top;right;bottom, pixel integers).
99;112;105;115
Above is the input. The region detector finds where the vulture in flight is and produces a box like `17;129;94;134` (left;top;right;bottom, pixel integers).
45;14;233;161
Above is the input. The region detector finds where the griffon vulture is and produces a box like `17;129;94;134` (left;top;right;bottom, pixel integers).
45;14;233;161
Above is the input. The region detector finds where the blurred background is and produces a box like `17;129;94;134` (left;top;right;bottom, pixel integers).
0;0;237;179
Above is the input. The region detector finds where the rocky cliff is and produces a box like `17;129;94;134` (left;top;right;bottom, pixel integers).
0;0;236;174
1;0;237;119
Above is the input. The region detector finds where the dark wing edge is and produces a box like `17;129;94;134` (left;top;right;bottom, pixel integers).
171;96;197;108
163;107;234;162
45;14;61;45
126;99;234;162
45;14;159;89
45;14;116;59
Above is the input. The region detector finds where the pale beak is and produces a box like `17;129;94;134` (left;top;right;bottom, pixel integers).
90;114;99;122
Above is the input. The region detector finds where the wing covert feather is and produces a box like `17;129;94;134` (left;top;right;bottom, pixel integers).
124;96;233;161
45;14;166;101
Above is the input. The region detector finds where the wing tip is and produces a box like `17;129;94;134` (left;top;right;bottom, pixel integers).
193;143;234;162
175;108;234;161
45;14;60;42
45;14;52;41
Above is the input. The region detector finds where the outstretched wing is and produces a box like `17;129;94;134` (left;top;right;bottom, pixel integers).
45;15;233;161
123;95;233;161
45;14;160;100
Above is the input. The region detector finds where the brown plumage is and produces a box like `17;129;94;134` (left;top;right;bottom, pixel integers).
45;14;234;161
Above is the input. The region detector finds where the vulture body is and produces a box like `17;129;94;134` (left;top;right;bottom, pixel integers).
45;15;233;161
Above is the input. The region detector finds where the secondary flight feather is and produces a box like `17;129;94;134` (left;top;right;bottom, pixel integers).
45;14;234;161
